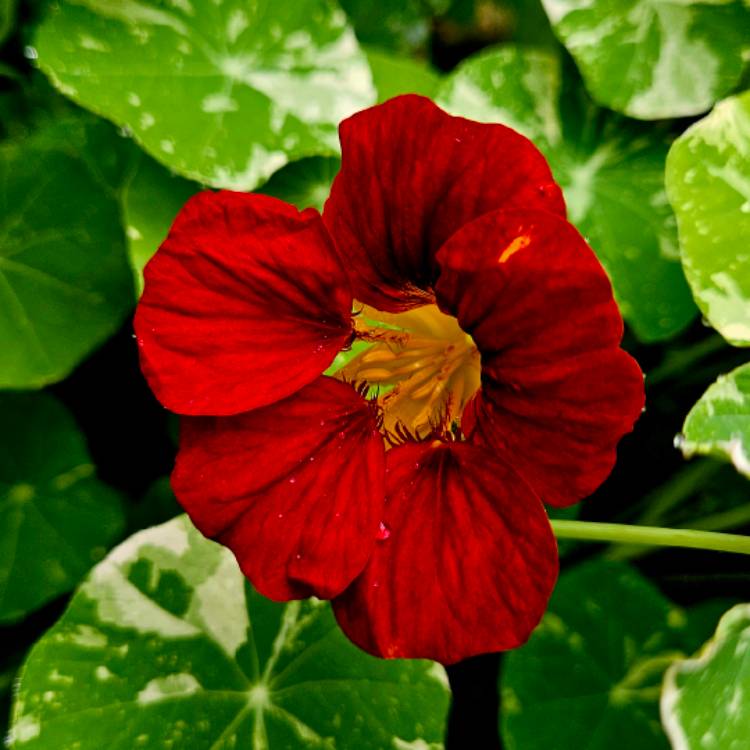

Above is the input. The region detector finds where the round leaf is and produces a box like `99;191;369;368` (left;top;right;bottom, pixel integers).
9;515;449;749
339;0;432;54
502;561;723;750
122;153;197;296
0;119;134;388
34;0;375;190
365;47;441;103
666;90;750;346
679;362;750;479
0;393;124;625
0;0;16;45
540;0;750;119
661;603;750;750
125;153;342;295
259;155;341;212
437;46;696;342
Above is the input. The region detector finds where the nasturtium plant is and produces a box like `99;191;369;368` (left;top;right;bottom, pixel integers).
340;0;434;54
0;393;124;625
133;92;645;665
666;90;750;347
122;153;197;296
502;561;727;750
661;603;750;750
0;117;134;388
679;363;750;479
34;0;376;190
540;0;750;119
124;153;342;294
4;2;750;747
9;516;449;750
0;0;15;45
366;47;442;102
259;156;341;212
437;45;696;342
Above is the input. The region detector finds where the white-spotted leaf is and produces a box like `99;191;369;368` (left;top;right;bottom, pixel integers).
9;516;449;749
666;90;750;347
679;363;750;479
437;46;696;342
34;0;375;190
540;0;750;119
661;603;750;750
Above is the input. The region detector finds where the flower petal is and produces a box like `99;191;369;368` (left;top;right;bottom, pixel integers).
323;94;565;311
135;191;353;416
172;376;385;601
333;440;558;664
436;208;645;507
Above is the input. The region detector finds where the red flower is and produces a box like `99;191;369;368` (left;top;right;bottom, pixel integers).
135;95;644;665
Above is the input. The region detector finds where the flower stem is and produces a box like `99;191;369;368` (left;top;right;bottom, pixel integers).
608;503;750;561
551;520;750;555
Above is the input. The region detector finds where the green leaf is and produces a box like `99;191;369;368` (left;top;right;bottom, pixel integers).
0;117;135;388
340;0;432;54
502;561;722;750
124;153;343;293
34;0;375;191
679;363;750;480
540;0;750;119
125;152;342;295
366;47;442;102
0;393;124;625
122;153;197;296
437;45;696;342
661;603;750;749
259;155;341;212
0;0;16;45
505;0;558;48
666;90;750;346
9;515;449;750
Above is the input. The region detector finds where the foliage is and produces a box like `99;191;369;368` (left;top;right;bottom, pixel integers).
10;516;449;749
1;0;749;747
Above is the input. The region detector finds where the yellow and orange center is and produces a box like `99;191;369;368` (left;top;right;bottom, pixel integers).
333;304;481;442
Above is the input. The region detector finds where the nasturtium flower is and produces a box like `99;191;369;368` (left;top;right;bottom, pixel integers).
135;95;644;665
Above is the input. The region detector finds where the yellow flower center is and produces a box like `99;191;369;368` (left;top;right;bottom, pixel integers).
335;304;481;441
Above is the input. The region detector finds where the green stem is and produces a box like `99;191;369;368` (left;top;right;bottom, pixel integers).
551;520;750;555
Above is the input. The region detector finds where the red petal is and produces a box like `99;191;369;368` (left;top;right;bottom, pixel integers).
135;191;352;416
323;95;565;312
436;209;645;507
172;376;385;601
333;441;558;664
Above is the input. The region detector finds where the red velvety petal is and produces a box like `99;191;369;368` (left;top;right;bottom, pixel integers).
323;94;565;312
436;208;645;507
333;440;558;664
135;191;352;416
172;376;385;601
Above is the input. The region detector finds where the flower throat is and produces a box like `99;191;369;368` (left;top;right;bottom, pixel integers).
330;304;481;442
